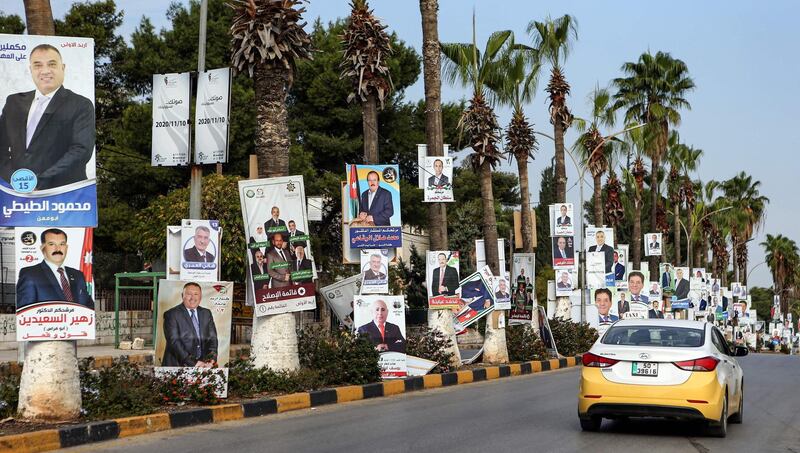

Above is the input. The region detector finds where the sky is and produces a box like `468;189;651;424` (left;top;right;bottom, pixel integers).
3;0;797;288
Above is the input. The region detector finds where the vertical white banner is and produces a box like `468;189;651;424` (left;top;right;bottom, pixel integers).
152;72;191;166
194;67;231;164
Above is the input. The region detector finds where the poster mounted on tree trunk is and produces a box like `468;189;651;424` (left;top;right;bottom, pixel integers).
151;71;191;166
353;295;407;378
549;203;574;236
426;250;460;309
344;164;402;249
644;232;663;256
422;156;453;202
239;176;316;317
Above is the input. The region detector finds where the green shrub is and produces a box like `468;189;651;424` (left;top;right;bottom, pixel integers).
548;318;599;357
0;374;19;418
505;324;548;362
299;326;381;385
227;356;323;398
406;328;457;373
153;367;227;406
80;357;159;420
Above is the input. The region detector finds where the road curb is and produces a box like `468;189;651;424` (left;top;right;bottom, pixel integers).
0;355;582;453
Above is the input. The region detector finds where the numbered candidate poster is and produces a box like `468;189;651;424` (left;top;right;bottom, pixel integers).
321;274;362;328
15;227;95;341
180;219;220;281
586;226;615;274
239;176;316;317
360;249;389;294
0;34;97;227
152;71;190;166
194;67;231;164
493;277;512;310
555;267;577;296
426;251;460;309
416;143;450;188
453;266;496;331
509;253;534;325
550;203;574;236
344;164;402;249
353;295;407;378
154;280;233;397
423;156;453;202
551;235;575;267
645;232;663;256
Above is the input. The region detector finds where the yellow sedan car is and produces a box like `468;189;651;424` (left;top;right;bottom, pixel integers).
578;319;747;437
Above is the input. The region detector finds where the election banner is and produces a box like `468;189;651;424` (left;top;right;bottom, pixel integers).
154;280;233;397
344;164;402;249
492;277;512;310
645;232;663;256
321;274;362;328
194;67;231;164
360;249;389;294
353;295;407;378
613;245;628;284
549;203;574;236
180;219;220;281
423;156;453;202
152;71;191;166
416;143;449;188
15;226;95;341
0;34;97;227
426;251;460;309
555;267;577;296
453;266;496;331
551;235;575;267
239;176;316;317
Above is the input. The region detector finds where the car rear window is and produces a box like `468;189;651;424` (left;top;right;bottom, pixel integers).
601;326;705;347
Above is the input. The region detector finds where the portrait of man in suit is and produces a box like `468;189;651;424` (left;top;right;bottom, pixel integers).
595;288;618;323
286;219;306;249
627;271;649;303
430;253;458;297
494;278;511;304
556;204;571;226
617;292;630;317
552;236;574;266
674;268;690;299
427;159;449;186
649;234;660;250
356;299;405;353
648;300;664;319
557;271;572;290
613;251;626;281
264;206;287;240
290;244;313;283
161;282;218;367
250;249;269;290
661;264;673;289
358;171;394;226
266;232;291;288
588;230;614;273
16;228;94;310
0;44;94;191
362;253;387;283
183;225;215;263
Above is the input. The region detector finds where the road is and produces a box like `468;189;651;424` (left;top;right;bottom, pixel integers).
67;353;800;453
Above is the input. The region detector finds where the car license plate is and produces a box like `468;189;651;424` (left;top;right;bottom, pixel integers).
631;362;658;377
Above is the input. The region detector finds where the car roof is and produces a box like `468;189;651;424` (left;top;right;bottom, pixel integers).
612;319;709;329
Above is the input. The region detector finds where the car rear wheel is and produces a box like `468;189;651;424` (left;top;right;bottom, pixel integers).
730;382;743;424
579;415;602;432
707;395;727;438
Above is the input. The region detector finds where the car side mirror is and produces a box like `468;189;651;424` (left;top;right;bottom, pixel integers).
734;345;749;357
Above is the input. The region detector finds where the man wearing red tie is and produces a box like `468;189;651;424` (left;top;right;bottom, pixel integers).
183;226;215;263
357;299;406;353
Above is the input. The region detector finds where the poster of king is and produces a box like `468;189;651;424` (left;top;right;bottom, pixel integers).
239;176;316;317
0;34;97;227
344;164;402;249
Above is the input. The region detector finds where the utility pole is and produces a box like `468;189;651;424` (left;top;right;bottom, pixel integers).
189;0;208;219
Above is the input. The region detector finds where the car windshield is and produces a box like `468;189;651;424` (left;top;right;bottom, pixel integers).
601;325;705;347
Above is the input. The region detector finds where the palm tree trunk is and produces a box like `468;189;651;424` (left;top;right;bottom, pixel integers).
632;199;642;269
687;213;694;269
517;154;534;252
254;64;290;177
673;203;681;265
592;173;603;225
419;0;447;251
363;93;379;164
251;312;300;371
480;159;500;274
483;313;509;364
732;240;739;283
17;341;81;420
24;0;55;35
554;121;567;203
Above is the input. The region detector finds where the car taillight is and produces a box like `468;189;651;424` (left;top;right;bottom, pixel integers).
673;356;720;372
582;352;619;368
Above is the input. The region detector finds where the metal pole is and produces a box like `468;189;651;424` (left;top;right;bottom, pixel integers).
189;0;208;219
579;169;586;324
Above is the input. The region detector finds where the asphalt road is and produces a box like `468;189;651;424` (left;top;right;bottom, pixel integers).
67;353;800;453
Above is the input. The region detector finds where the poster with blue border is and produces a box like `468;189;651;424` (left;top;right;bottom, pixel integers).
344;164;402;249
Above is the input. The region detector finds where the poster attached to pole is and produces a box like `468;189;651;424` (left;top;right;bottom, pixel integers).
180;219;221;282
194;67;231;164
353;295;407;378
152;72;191;166
426;251;461;309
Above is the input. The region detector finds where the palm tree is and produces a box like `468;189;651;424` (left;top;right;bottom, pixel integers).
720;172;769;284
23;0;55;35
623;125;649;268
762;234;800;316
613;51;695;276
230;0;312;370
341;0;393;164
574;86;616;225
441;20;511;364
528;14;577;203
665;135;703;264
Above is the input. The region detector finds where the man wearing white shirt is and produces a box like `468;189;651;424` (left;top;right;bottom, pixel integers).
427;159;449;186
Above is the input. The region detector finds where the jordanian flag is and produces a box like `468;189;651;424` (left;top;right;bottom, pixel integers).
348;163;360;220
80;228;94;299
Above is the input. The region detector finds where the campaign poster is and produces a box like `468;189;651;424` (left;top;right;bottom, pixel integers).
512;253;535;290
550;203;574;236
709;277;721;297
626;269;650;303
585;226;615;274
475;239;506;273
239;176;316;317
321;274;361;329
194;67;231;165
492;277;512;310
644;232;663;256
154;280;233;397
180;219;220;281
659;263;675;292
690;277;705;292
166;225;181;280
340;182;399;264
423;156;453;202
152;71;190;166
613;245;628;283
416;143;449;189
344;164;402;249
551;235;575;267
586;251;607;289
353;295;407;378
360;249;389;294
0;34;97;227
426;251;460;309
555;267;577;296
15;227;95;341
646;281;662;301
673;267;691;300
509;281;534;325
452;266;495;331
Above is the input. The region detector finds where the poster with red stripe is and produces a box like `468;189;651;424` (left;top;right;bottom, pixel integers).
353;295;406;378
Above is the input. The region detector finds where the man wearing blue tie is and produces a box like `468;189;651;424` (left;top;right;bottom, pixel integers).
595;288;618;323
628;271;649;303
